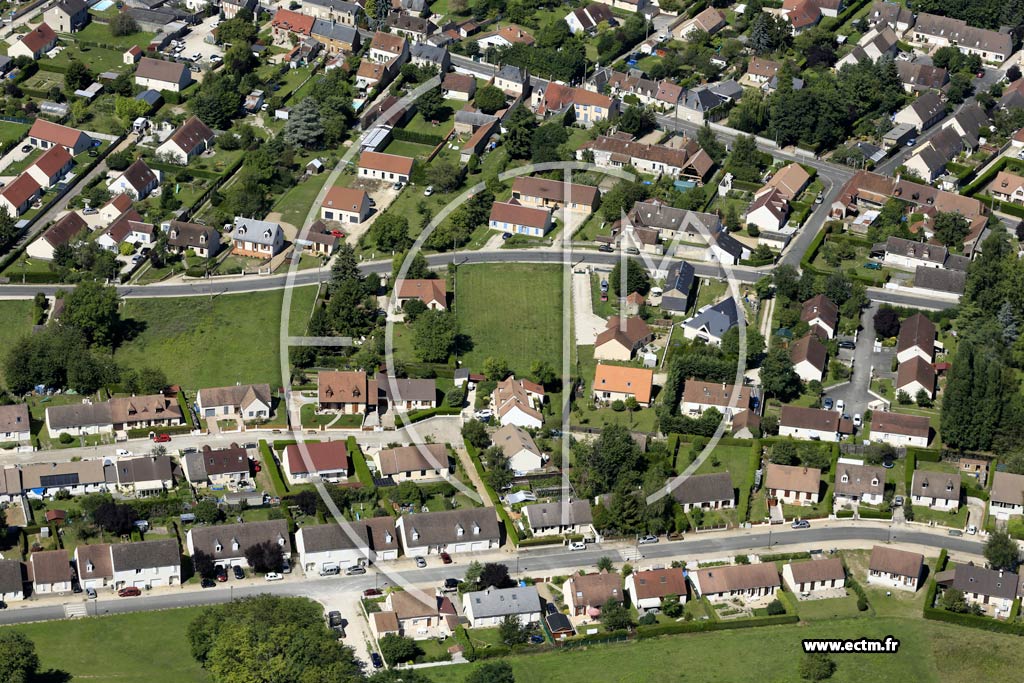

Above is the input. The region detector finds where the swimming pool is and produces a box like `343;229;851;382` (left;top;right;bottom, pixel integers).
92;0;115;11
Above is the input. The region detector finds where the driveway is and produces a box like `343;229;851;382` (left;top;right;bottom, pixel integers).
180;15;226;65
965;496;985;532
825;302;885;421
572;270;605;345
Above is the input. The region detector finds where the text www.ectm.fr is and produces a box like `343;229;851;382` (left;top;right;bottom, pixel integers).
802;637;901;654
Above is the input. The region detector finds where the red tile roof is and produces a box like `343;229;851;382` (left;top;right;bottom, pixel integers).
31;145;73;177
322;186;368;212
359;151;414;175
1;173;41;208
285;441;349;475
489;200;551;229
18;23;56;53
28;119;88;150
271;8;315;35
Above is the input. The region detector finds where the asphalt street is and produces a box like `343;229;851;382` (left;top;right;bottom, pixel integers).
0;523;984;626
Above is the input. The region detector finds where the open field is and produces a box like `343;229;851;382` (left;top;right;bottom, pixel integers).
3;607;210;682
0;301;37;385
114;287;319;389
454;263;562;375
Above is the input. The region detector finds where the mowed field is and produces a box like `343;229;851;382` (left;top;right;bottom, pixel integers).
115;286;320;390
454;264;563;375
0;301;37;385
4;607;210;682
425;617;1024;683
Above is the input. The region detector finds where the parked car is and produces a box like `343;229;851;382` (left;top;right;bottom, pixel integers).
201;578;217;588
598;244;614;252
864;262;882;270
893;495;904;507
423;186;433;196
568;541;586;551
967;525;978;535
363;588;383;597
152;433;171;443
439;552;453;564
330;229;345;238
328;611;343;627
853;414;862;428
281;558;292;574
529;635;545;644
823;397;834;410
233;566;245;580
392;182;403;190
474;409;493;421
415;556;427;568
837;340;856;349
20;144;31;153
86;587;97;599
371;653;384;669
345;565;366;576
638;535;658;545
545;602;558;616
948;529;964;537
441;578;459;593
82;207;98;215
502;232;513;240
264;572;283;582
215;566;228;582
835;400;845;414
118;587;142;597
792;519;811;529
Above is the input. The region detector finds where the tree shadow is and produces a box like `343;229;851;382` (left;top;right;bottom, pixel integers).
453;333;474;356
36;669;73;683
114;316;148;348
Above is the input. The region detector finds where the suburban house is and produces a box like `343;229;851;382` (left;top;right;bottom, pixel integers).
626;568;689;612
97;193;133;225
990;471;1024;519
835;25;898;68
676;6;726;39
475;23;535;49
26;211;87;260
302;0;361;23
187;520;291;568
397;508;501;556
28;119;92;155
8;23;57;59
488;200;553;237
28;550;72;594
779;405;852;442
380;591;457;640
75;544;113;590
463;585;542;627
565;3;614;34
283;441;350;485
492;424;543;474
26;145;74;189
895;356;936;400
746;186;789;231
409;43;449;71
681;298;738;346
510;177;600;214
229;217;285;258
958;457;989;484
375;375;437;412
523;500;594;538
910;470;960;510
0;404;31;443
801;294;838;339
107;159;160;200
670;472;734;512
45;394;183;437
910;12;1012;63
936;564;1020;618
318;370;376;414
594;316;653;361
563;571;623;616
870;411;930;448
358;151;414;184
746;57;780;84
989;171;1024;205
110;539;180;588
95;209;153;252
791;334;827;383
532;82;616;127
681;380;750;422
577;135;714;182
833;460;886;508
0;174;41;217
196;384;271;420
867;0;915;32
321;186;370;224
0;467;22;504
166;220;221;258
627;201;720;243
765;463;822;506
493;377;545;429
156;116;216;165
896;61;949;93
782;558;846;595
0;560;25;603
385;12;436;42
441;72;475;100
892;92;945;132
396;279;447;310
592;364;654;408
311;19;360;54
884;237;954;271
294;517;399;574
492;65;530;96
46;0;89;33
763;163;811;201
690;563;781;603
867;545;923;591
182;444;250;488
21;460;106;498
134;57;192;92
896;313;937;363
372;444;450;482
661;260;696;313
109;455;176;497
368;30;409;64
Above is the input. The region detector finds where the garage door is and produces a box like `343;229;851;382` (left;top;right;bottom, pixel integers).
452;543;470;553
149;579;164;588
470;542;489;552
133;580;147;588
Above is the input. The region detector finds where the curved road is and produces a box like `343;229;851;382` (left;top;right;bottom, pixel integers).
0;524;980;626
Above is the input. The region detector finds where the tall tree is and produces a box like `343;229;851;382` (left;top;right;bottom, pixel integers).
412;309;457;363
760;345;802;400
63;281;120;347
984;527;1020;571
0;631;39;683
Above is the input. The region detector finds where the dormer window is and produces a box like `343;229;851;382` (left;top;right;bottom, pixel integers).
277;535;285;546
412;529;419;541
472;523;480;535
456;524;464;537
841;474;849;483
871;477;879;487
946;482;953;492
232;538;240;551
384;531;393;543
215;541;222;552
86;560;94;572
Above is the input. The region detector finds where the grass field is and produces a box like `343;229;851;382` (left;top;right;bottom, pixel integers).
0;122;29;146
425;616;1024;683
454;264;562;375
114;287;319;390
273;171;331;228
3;607;210;682
0;301;37;385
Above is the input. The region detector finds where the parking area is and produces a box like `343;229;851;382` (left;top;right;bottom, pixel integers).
179;15;226;66
824;302;894;421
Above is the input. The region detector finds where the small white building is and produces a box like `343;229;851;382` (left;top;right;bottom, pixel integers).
782;558;845;595
0;560;26;602
869;412;930;448
867;545;922;592
28;550;72;594
463;585;542;627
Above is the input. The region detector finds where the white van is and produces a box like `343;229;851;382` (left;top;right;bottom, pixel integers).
319;563;340;576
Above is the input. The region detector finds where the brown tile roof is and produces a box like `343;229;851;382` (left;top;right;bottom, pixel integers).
196;383;271;411
372;610;400;633
443;72;474;92
1;173;41;208
168;116;215;155
168;220;219;250
896;356;935;394
29;119;88;149
765;462;821;494
0;559;25;595
359;150;414;175
103;193;133;214
0;404;29;435
834;463;885;497
594;316;652;351
271;8;315;35
593;364;654;404
494;377;544;422
787;558;844;584
670;472;734;506
511;176;599;207
780;406;851;435
869;545;922;577
285;441;349;476
197;444;249;476
481;24;534;45
567;571;623;608
991;471;1024;506
630;568;688;600
32;145;73;177
581;135;714;179
42;211;87;248
910;469;960;500
389;590;441;619
298;517;398;554
766;163;810;201
370;30;407;55
21;460;106;489
117;159;158;195
376;443;448;476
747;57;781;79
489;200;551;229
318;370;370;405
375;374;437;403
135;56;188;84
18;23;56;53
396;279;446;307
897;313;935;355
871;412;930;438
322;186;368;212
682;379;750;408
790;334;827;372
30;549;71;585
76;543;113;581
107;394;181;426
694;562;780;594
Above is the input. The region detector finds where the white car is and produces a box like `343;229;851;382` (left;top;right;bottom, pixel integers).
474;409;493;421
116;449;132;457
835;399;845;414
967;525;978;535
568;541;586;551
264;572;283;581
853;414;862;428
423;186;433;196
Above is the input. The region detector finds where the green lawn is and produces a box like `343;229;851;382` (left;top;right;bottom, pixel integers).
382;139;435;159
454;264;562;375
3;607;210;682
795;594;866;620
114;287;317;390
49;44;131;75
273;170;331;228
571;344;658;432
64;22;155;49
0;122;29;146
0;301;36;385
425;617;1024;683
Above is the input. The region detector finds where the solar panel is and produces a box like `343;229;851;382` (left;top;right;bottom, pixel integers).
39;473;81;488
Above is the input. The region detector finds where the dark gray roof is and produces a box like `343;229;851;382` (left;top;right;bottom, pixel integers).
0;559;25;594
834;463;885;497
524;500;592;529
47;402;112;430
312;19;358;43
298;518;398;554
546;612;573;633
110;539;180;572
685;87;723;111
662;260;695;313
670;472;734;506
400;508;500;547
465;585;540;618
709;79;743;101
114;455;174;485
304;0;360;12
410;43;448;64
913;266;966;294
684;297;738;339
189;520;291;562
375;374;436;403
135;89;161;106
455;110;498;128
911;470;960;500
496;65;528;83
949;563;1019;601
712;229;746;260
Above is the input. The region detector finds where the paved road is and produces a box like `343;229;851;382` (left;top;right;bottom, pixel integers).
0;522;984;626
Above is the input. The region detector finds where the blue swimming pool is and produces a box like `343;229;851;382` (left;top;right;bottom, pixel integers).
93;0;115;11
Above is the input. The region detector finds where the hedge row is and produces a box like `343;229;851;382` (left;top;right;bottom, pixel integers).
126;424;192;439
760;551;811;562
923;606;1024;635
347;436;375;486
258;440;288;496
406;406;463;423
904;450;917;493
465;438;519;545
846;575;870;611
907;447;941;463
518;535;565;547
856;507;892;520
145;159;223;180
176;391;195;430
636;614;799;639
739;439;760;523
391;127;445;146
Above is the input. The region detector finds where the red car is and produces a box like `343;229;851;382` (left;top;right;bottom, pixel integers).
152;433;171;443
118;587;141;597
330;230;345;238
363;588;383;597
440;552;453;565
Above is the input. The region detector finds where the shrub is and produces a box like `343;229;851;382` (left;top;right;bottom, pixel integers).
58;432;74;444
766;599;785;615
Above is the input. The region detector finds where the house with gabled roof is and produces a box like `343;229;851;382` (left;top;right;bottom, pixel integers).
8;23;57;59
523;500;593;537
358;151;414;184
368;30;409;64
868;545;922;591
385;12;436;42
511;177;600;214
110;455;175;497
989;171;1024;205
0;559;26;602
578;135;714;182
396;279;446;310
295;518;398;576
28;549;72;594
626;568;689;611
156;116;215;165
892;91;945;133
283;441;350;484
592;364;654;407
397;508;501;555
532;82;616;128
321;186;370;224
0;404;30;444
270;8;314;44
302;0;360;24
182;444;249;488
896;356;936;400
74;544;113;590
676;6;725;39
230;217;284;258
594;316;653;361
910;469;959;511
681;379;750;421
782;558;845;595
135;57;192;92
779;405;852;442
565;3;614;34
493;376;545;429
662;260;696;313
26;145;73;189
910;12;1012;64
107;159;160;200
374;374;437;412
747;186;789;231
896;313;936;364
801;294;838;339
833;460;886;507
936;563;1020;618
166;220;221;258
318;370;375;414
28;119;92;155
0;173;41;217
46;0;89;33
691;562;780;603
990;471;1024;519
492;424;543;474
380;590;458;640
464;585;542;627
670;472;734;512
373;444;449;482
186;519;291;568
488;200;553;237
196;383;271;420
111;539;180;588
791;334;827;383
765;462;822;505
312;19;360;54
564;570;623;616
682;298;738;346
26;211;87;260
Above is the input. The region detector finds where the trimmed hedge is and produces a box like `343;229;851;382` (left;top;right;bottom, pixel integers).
347;436;375;486
258;439;289;496
406;406;463;423
936;547;948;572
126;424;192;439
518;535;566;547
908;447;941;463
904;451;916;493
176;391;195;430
760;551;811;562
924;605;1024;635
465;438;519;545
391;127;445;146
636;614;799;639
856;507;892;520
740;439;761;523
